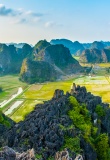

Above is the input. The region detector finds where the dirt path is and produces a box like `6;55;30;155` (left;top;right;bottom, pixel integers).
0;87;23;108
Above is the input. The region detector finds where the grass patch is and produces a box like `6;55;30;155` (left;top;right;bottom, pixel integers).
0;75;27;102
20;81;73;100
10;100;43;122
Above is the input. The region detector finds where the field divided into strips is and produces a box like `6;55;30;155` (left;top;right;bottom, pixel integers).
1;75;110;123
11;80;74;122
20;82;73;101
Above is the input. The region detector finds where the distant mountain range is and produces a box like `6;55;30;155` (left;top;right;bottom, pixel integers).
50;39;110;55
50;39;84;55
50;39;110;63
6;43;33;48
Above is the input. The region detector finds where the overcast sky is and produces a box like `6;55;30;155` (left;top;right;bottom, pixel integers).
0;0;110;44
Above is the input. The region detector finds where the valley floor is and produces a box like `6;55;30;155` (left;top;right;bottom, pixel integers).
0;73;110;122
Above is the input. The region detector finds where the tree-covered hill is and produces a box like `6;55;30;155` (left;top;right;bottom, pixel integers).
20;58;58;83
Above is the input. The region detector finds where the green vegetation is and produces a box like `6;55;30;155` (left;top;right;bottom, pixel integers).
68;96;92;137
10;100;43;122
62;136;81;153
95;105;106;117
20;58;57;83
0;110;10;127
79;48;110;64
95;134;110;160
66;96;110;160
1;74;110;123
73;56;80;61
0;75;27;103
0;87;2;92
20;81;73;100
35;154;42;159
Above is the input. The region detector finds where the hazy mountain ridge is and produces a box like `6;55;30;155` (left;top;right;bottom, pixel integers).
50;39;84;55
50;39;110;56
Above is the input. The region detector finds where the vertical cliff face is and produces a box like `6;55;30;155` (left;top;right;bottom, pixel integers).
20;58;58;83
36;43;82;74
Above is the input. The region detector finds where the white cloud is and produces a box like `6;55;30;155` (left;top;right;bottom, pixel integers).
45;21;55;28
45;21;63;28
25;10;44;17
0;4;45;20
11;18;27;24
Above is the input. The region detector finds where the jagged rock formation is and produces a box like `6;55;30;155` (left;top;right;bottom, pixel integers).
55;149;71;160
1;84;110;159
0;147;84;160
0;146;35;160
55;149;83;160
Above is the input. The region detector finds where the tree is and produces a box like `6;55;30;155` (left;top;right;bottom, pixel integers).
95;134;110;160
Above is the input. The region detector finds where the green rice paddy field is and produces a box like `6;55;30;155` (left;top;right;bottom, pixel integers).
0;75;110;122
0;75;27;103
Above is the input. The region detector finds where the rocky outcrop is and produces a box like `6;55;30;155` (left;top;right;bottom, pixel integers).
55;149;83;160
70;83;109;134
2;85;110;159
5;91;71;159
0;146;35;160
55;149;71;160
